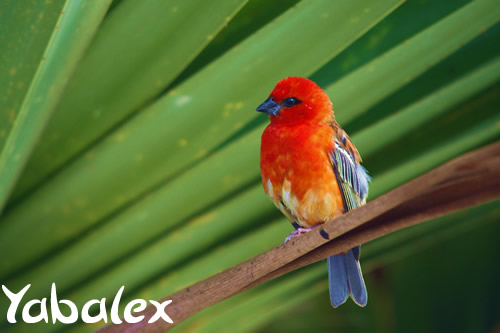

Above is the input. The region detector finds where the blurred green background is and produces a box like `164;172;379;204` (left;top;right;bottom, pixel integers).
0;0;499;332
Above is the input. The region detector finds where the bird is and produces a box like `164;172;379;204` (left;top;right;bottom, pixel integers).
257;77;370;307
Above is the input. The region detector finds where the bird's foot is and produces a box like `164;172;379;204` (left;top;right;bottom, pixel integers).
283;225;319;245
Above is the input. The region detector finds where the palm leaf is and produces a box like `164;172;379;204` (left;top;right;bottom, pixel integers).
0;0;499;332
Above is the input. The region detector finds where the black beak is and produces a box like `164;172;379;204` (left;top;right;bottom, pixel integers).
256;97;281;116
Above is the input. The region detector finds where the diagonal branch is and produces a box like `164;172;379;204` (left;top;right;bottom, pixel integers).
100;141;500;333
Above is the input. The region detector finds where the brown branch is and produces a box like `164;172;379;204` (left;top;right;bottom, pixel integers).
241;166;500;293
100;141;500;333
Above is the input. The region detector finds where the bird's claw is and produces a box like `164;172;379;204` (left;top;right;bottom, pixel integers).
283;226;318;245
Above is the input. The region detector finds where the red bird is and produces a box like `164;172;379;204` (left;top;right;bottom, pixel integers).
257;77;370;307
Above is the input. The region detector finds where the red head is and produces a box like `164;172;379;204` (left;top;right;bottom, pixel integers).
256;77;333;125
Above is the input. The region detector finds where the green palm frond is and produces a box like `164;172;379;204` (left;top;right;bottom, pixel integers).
0;0;499;332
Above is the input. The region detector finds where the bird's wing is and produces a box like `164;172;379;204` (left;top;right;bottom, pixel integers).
328;126;370;308
329;131;370;211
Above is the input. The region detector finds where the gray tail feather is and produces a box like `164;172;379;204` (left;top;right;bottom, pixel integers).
328;246;367;307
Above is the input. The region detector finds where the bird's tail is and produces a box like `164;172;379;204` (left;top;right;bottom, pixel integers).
328;246;367;307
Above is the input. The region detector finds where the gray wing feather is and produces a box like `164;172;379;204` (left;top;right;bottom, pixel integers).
330;140;370;210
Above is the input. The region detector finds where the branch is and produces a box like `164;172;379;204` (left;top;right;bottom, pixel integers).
100;142;500;333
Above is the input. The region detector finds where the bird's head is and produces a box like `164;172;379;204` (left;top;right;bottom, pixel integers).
256;77;333;125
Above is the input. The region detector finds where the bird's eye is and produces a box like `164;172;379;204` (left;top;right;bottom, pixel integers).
281;97;302;108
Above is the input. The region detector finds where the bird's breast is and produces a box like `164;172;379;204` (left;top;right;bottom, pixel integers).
260;123;344;227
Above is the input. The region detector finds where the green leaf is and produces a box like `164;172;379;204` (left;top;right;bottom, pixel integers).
311;0;472;86
0;0;66;150
328;0;500;125
0;0;112;210
347;21;500;133
370;112;500;198
0;185;275;315
9;219;291;332
354;57;500;158
12;0;249;199
0;126;262;280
